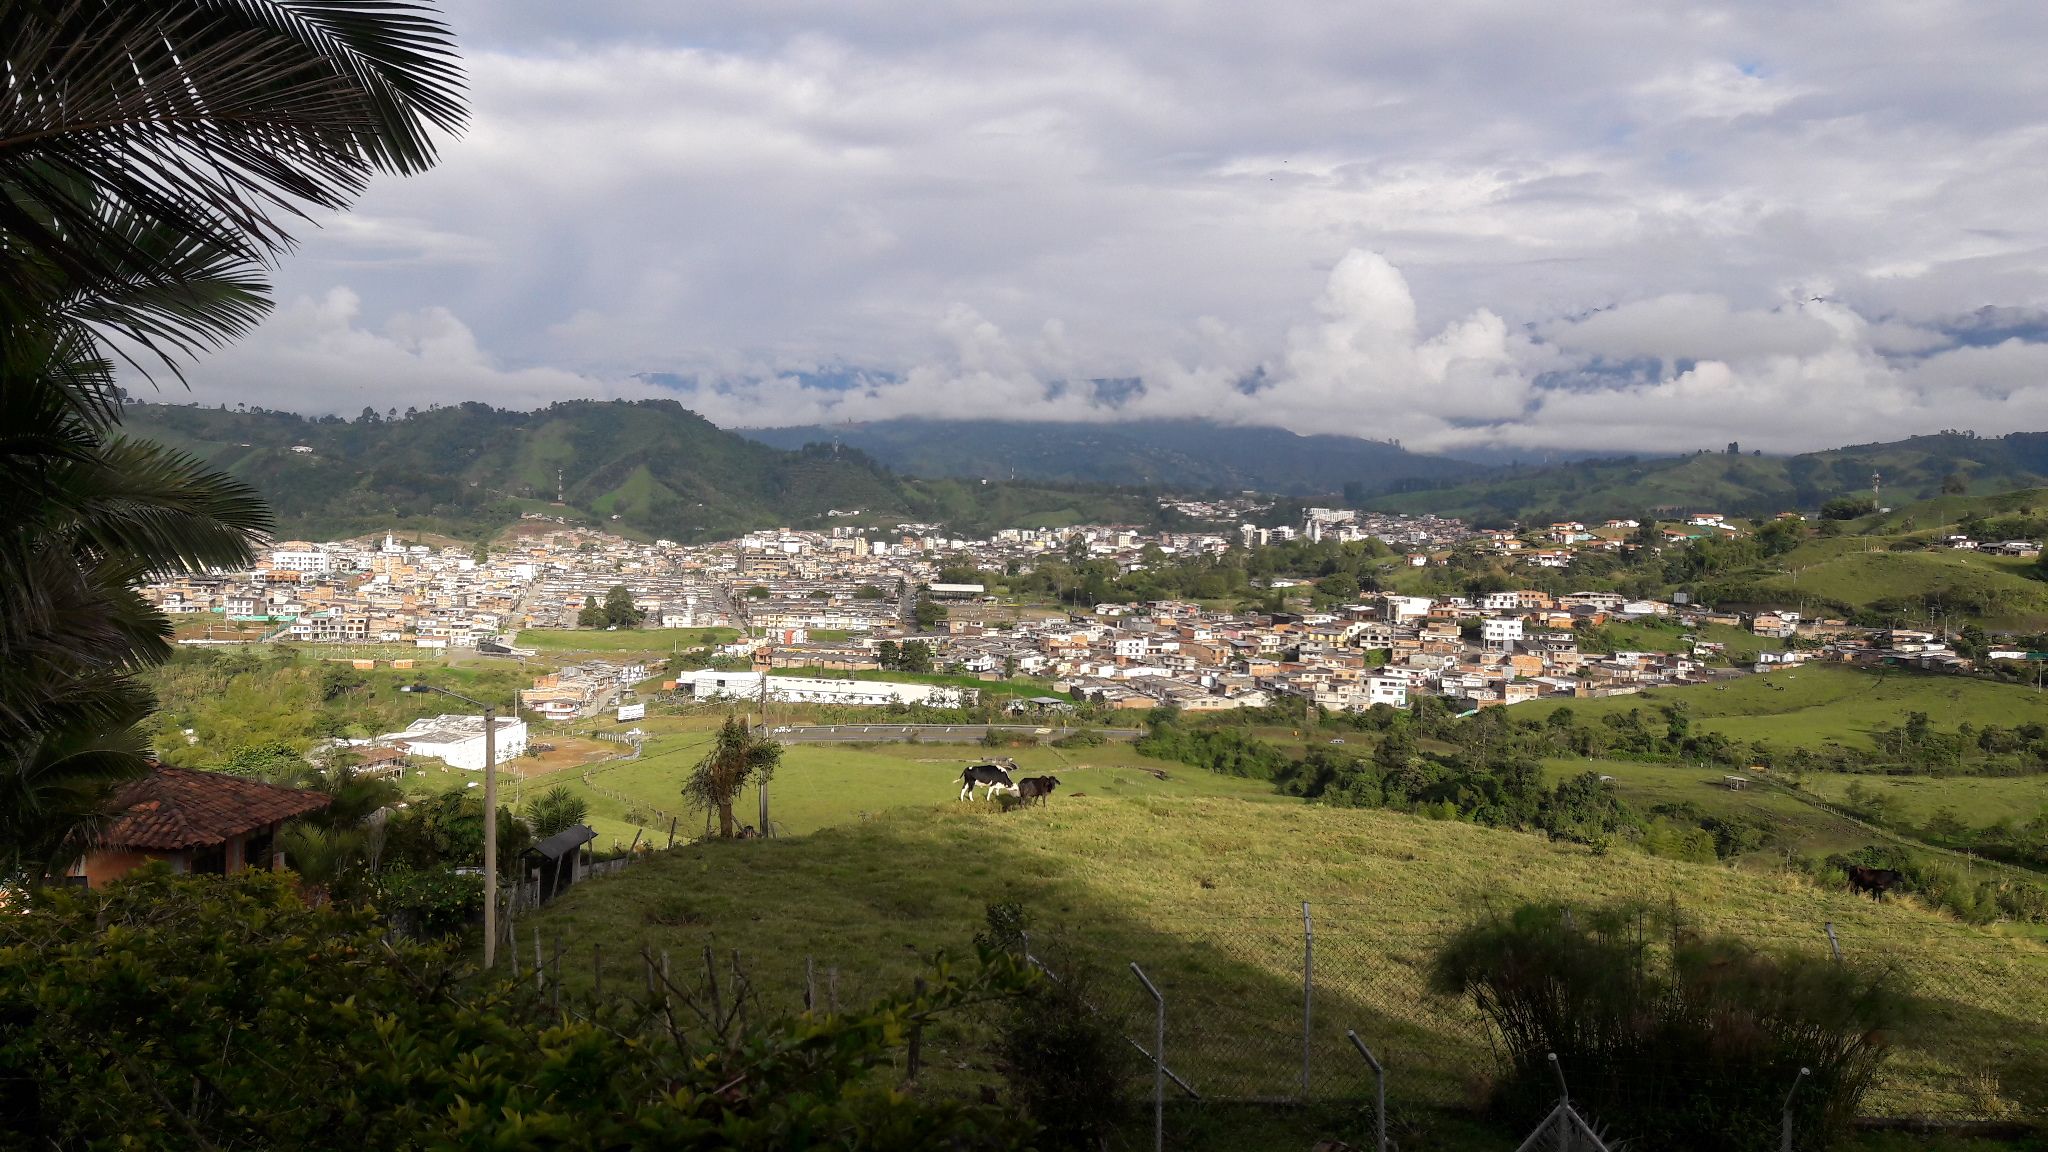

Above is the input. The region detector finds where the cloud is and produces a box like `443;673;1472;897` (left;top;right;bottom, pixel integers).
177;0;2048;454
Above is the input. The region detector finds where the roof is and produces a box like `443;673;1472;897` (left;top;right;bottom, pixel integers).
104;765;331;851
527;824;598;861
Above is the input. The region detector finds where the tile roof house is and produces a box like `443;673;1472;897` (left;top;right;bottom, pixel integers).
69;764;330;889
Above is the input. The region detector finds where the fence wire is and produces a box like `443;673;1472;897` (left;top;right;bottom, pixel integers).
1019;903;2048;1125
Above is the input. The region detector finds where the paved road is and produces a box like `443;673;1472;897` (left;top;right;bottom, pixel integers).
772;723;1142;744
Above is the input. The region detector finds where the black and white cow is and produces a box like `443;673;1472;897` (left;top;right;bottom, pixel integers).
959;761;1020;801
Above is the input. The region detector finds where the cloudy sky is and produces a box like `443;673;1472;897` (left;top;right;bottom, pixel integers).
168;0;2048;455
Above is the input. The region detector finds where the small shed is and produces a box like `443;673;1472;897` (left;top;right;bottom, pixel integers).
1722;775;1750;790
522;824;598;902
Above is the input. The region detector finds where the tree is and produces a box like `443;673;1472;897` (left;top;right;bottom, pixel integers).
1726;441;1740;455
577;594;606;627
683;715;782;838
602;584;644;628
1942;472;1969;495
854;584;885;600
0;0;464;878
525;785;590;839
899;640;935;674
876;640;901;669
914;597;948;630
1820;496;1878;520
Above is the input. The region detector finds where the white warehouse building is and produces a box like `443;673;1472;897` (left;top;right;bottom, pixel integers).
673;670;973;708
380;714;528;771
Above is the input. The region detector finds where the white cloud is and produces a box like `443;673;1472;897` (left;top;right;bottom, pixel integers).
186;0;2048;455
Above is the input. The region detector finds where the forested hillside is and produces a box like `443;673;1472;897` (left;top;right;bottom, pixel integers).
1372;431;2048;525
738;418;1479;496
121;400;1174;542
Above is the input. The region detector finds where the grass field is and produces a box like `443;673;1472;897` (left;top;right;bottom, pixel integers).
1800;773;2048;828
1749;547;2048;627
521;727;1284;850
513;627;739;656
529;794;2048;1123
1522;664;2048;750
1546;757;1876;860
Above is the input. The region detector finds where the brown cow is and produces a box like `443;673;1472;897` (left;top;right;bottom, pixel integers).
1015;776;1060;806
1846;864;1904;900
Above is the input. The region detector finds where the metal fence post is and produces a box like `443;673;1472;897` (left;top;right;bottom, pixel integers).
1781;1066;1810;1152
1347;1030;1386;1152
1301;900;1315;1101
1131;962;1164;1152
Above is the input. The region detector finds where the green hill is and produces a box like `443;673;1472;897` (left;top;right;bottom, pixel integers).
740;418;1480;496
1372;431;2048;525
120;400;1172;542
530;793;2048;1120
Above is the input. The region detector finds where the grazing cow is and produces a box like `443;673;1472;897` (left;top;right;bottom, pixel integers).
1846;864;1905;900
1015;776;1060;806
959;762;1019;801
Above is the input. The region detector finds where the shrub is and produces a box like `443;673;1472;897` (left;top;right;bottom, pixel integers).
988;907;1136;1150
1430;901;1908;1152
1052;728;1107;748
0;867;1038;1150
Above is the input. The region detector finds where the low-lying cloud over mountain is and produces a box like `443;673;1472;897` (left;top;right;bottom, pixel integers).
157;0;2048;456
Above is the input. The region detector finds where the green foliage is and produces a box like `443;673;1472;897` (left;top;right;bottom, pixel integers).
1823;496;1880;520
1136;720;1290;779
1431;901;1909;1152
914;596;949;629
526;784;591;839
0;867;1039;1150
993;939;1137;1145
683;715;783;838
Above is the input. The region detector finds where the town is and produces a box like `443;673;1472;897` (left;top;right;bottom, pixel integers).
137;506;2005;724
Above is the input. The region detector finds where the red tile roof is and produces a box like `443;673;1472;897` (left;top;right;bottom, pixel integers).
104;765;331;851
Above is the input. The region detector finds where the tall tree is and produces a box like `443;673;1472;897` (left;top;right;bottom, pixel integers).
683;715;781;839
0;0;466;877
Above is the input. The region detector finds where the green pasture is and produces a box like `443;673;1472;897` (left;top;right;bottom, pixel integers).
512;627;740;656
1525;664;2048;750
1544;757;1872;860
524;728;1282;851
1800;773;2048;829
531;795;2048;1120
1751;548;2048;626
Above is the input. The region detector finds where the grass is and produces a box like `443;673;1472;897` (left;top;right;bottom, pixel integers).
1751;547;2048;628
530;795;2048;1122
1546;757;1876;861
1524;664;2048;750
512;627;739;656
524;730;1283;850
1800;774;2048;828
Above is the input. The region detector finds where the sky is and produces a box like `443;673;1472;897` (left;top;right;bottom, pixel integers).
164;0;2048;455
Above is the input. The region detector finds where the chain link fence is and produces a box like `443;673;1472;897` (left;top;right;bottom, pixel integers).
1012;902;2048;1125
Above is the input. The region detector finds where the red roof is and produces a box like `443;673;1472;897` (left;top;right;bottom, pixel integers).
104;765;331;851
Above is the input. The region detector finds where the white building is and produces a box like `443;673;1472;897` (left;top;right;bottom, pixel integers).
672;670;973;708
381;714;528;771
1364;676;1409;709
1482;618;1524;651
270;548;331;574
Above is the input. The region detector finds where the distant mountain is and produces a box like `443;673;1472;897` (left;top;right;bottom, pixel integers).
120;400;1173;543
735;419;1481;497
1369;431;2048;526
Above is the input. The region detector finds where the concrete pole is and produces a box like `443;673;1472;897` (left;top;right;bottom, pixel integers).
483;704;497;969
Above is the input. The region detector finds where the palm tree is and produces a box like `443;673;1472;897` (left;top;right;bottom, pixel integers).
0;1;466;877
683;715;782;839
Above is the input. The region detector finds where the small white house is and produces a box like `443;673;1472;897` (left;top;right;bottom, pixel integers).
381;714;528;771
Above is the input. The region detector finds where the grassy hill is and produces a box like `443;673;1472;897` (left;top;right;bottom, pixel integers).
1372;431;2048;525
121;400;1174;543
1522;664;2048;750
739;418;1480;496
529;792;2048;1121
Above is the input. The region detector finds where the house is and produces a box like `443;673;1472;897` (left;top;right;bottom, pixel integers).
381;713;529;771
69;764;330;888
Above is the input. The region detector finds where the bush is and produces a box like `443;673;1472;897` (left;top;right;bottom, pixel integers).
0;867;1039;1150
988;907;1136;1149
1430;901;1908;1152
1051;728;1107;748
